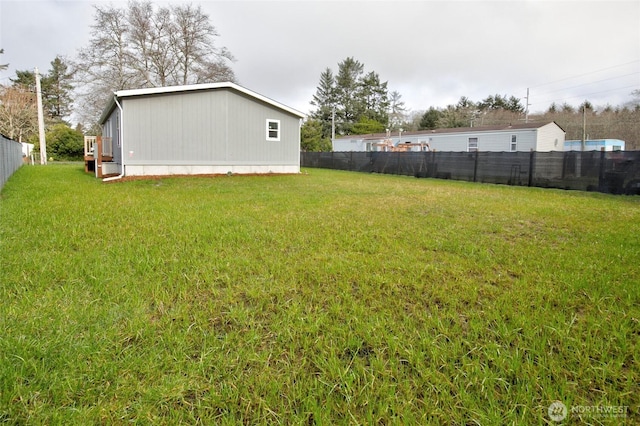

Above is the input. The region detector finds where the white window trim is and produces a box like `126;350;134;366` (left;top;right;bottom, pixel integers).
468;137;478;152
510;134;517;152
266;119;280;141
116;113;121;148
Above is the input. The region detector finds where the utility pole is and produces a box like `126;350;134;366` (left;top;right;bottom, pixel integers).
581;105;586;152
331;106;335;141
524;88;530;123
35;67;47;165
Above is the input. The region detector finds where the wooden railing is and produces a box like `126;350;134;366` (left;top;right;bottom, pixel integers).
84;136;113;157
84;136;97;156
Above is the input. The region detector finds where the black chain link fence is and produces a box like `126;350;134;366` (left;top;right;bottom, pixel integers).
301;151;640;195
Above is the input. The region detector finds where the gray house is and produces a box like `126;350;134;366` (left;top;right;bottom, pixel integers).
96;82;304;179
333;122;566;153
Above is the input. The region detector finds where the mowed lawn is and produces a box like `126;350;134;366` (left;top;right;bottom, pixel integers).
1;164;638;424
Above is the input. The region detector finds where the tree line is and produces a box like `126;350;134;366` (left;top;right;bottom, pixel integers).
1;3;638;157
304;58;640;151
0;1;234;160
304;57;406;151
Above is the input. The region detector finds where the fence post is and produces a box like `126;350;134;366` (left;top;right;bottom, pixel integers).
528;149;535;187
473;150;479;182
598;147;606;191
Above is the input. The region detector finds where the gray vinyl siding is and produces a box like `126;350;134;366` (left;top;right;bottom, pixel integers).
122;88;299;167
102;109;122;164
226;91;300;165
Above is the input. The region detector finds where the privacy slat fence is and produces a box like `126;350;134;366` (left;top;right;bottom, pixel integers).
301;151;640;195
0;134;23;191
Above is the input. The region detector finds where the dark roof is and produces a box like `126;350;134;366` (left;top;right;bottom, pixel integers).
338;122;564;140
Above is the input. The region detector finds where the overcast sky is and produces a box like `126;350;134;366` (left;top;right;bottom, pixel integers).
1;0;639;118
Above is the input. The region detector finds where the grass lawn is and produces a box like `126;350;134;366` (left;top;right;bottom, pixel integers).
1;164;638;424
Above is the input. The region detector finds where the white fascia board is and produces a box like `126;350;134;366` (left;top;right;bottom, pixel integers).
114;82;306;118
98;97;117;125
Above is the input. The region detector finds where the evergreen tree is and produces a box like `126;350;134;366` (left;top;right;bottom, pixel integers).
10;69;36;90
310;57;393;136
310;68;336;140
0;48;7;71
419;107;441;130
352;116;386;135
438;105;468;128
579;100;594;112
334;57;365;135
43;56;74;121
300;119;332;152
10;57;74;123
359;71;389;125
477;94;522;113
506;95;524;113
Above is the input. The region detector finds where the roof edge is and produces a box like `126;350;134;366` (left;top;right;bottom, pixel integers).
335;121;564;140
113;82;305;118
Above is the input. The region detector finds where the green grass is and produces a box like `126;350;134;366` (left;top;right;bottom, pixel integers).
1;164;638;424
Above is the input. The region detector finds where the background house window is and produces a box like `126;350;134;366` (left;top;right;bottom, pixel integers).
266;119;280;141
510;134;517;152
468;137;478;152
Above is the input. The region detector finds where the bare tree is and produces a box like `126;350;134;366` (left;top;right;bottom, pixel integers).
388;90;406;130
73;4;135;126
0;85;38;142
73;0;236;128
127;2;176;87
169;3;235;86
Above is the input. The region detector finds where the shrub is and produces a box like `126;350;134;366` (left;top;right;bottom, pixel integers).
45;123;84;160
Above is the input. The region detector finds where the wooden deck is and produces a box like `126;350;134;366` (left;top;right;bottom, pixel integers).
84;136;115;178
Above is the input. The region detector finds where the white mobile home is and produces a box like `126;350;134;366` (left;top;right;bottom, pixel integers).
95;82;304;179
564;139;625;151
333;122;565;153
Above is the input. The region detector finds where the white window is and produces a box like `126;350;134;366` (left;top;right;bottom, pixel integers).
266;119;280;141
468;137;478;152
104;119;111;139
510;134;517;152
116;113;121;148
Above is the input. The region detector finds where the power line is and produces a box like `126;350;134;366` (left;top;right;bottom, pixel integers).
531;84;639;106
530;59;640;89
534;72;640;96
